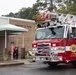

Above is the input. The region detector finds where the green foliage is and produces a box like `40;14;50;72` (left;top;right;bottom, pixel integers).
25;51;28;56
18;7;32;19
48;6;56;11
56;1;76;15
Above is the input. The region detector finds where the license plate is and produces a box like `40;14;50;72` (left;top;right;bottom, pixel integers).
36;57;40;60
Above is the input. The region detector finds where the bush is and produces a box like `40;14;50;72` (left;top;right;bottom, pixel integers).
25;51;28;56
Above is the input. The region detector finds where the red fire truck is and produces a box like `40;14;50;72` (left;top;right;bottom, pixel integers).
32;13;76;67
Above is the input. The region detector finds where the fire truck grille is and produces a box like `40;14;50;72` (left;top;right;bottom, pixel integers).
37;43;50;55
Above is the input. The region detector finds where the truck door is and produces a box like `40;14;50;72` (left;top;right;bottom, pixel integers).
66;27;76;60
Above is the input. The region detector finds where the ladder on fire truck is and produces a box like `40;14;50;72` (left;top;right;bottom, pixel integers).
38;11;76;28
57;13;76;25
43;10;76;24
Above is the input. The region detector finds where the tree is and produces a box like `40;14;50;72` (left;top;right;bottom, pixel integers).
3;12;15;17
18;7;32;19
56;0;76;15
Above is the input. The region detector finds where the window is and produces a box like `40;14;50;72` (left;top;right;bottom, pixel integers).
72;27;76;38
35;26;64;40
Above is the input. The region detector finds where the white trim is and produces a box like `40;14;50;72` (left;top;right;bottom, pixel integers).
5;31;7;48
0;16;35;23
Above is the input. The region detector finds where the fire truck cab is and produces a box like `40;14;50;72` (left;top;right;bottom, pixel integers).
32;14;76;67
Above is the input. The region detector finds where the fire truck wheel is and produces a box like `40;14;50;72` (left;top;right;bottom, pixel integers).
72;62;76;68
48;62;57;67
70;61;76;68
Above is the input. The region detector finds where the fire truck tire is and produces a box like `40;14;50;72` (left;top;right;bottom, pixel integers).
72;61;76;68
47;62;57;67
71;61;76;68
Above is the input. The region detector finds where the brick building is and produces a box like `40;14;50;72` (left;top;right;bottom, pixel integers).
0;17;36;59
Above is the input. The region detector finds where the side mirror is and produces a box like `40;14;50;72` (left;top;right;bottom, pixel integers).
68;33;74;40
37;24;41;28
70;33;74;38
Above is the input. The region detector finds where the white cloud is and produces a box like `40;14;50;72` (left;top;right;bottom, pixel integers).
0;0;36;16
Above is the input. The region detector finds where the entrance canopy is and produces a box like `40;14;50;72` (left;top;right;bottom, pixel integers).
0;24;28;48
0;24;28;34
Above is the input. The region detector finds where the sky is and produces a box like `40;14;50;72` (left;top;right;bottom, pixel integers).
0;0;36;16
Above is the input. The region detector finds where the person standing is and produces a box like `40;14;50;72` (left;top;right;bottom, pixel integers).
13;47;18;59
10;45;15;60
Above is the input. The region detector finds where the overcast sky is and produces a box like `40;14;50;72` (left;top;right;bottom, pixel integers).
0;0;36;16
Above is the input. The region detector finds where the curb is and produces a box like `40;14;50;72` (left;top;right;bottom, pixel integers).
0;62;24;67
0;59;36;67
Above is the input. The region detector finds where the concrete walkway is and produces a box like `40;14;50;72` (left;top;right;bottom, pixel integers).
0;59;33;67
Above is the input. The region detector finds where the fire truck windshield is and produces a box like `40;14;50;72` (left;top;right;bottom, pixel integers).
35;26;64;40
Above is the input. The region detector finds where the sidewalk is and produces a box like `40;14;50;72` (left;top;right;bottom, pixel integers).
0;59;33;67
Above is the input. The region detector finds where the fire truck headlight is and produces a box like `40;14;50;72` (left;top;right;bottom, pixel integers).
58;57;62;61
51;47;57;50
32;48;38;52
33;45;37;48
32;48;37;50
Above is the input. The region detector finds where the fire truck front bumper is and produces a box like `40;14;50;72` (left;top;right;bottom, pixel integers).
32;56;63;62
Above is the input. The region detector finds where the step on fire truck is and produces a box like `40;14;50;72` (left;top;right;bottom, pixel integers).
32;12;76;67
